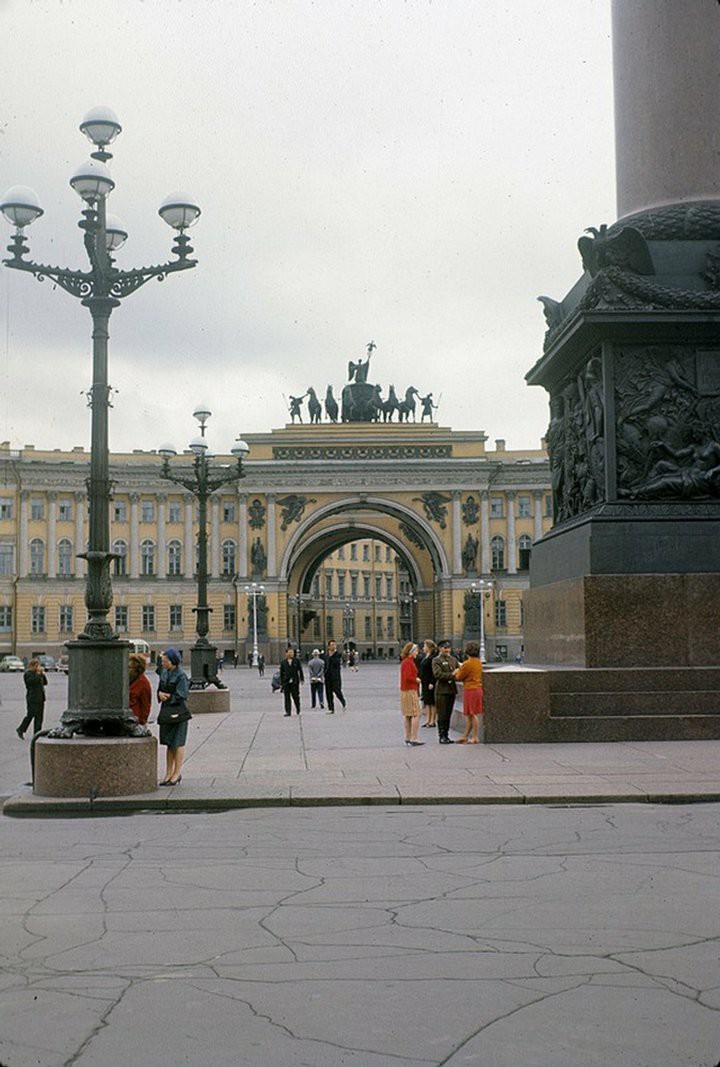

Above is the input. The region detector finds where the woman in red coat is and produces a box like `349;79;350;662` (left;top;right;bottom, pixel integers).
129;653;152;725
399;642;424;747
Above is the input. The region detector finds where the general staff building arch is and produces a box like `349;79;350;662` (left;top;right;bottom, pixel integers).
0;423;551;662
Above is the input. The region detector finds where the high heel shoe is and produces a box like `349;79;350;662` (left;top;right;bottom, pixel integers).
168;775;182;785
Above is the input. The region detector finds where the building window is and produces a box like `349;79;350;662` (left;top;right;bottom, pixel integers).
326;615;334;638
385;546;392;562
57;538;73;577
112;540;128;577
519;599;524;626
495;600;507;627
337;545;345;560
169;604;182;631
31;499;44;521
167;540;182;576
490;496;504;518
325;573;332;599
385;576;393;599
491;535;505;571
363;576;370;598
0;498;13;520
222;501;236;523
168;501;181;524
313;616;320;638
142;605;155;632
31;605;45;634
518;495;531;518
374;543;381;562
312;575;320;599
351;575;358;599
223;604;235;631
376;617;384;638
518;534;532;571
364;615;372;639
350;543;357;560
30;538;45;576
141;501;155;523
375;575;382;600
337;573;346;598
0;544;14;575
115;605;129;632
222;540;236;576
363;543;369;561
140;539;155;576
0;605;12;631
58;499;72;521
387;616;394;638
59;605;73;633
113;501;127;523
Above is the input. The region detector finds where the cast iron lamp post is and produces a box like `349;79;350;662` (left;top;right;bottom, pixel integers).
0;107;200;735
342;603;355;650
470;579;494;663
399;593;417;644
245;582;265;667
159;407;249;688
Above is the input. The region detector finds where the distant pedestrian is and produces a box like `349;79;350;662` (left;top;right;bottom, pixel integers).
418;639;438;729
248;651;253;668
323;639;347;713
307;648;325;708
280;645;304;715
16;658;47;739
400;642;424;746
348;649;358;672
453;641;483;743
432;639;459;744
128;653;152;725
257;653;265;677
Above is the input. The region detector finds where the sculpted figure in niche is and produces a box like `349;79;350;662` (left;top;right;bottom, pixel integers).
250;537;267;576
462;533;478;574
462;495;479;526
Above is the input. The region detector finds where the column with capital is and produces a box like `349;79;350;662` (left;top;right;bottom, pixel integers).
157;494;167;578
480;491;490;574
506;491;517;575
237;492;248;580
74;492;86;577
210;496;220;578
129;493;140;579
47;493;57;578
266;494;276;578
19;491;29;577
451;491;462;574
183;496;194;580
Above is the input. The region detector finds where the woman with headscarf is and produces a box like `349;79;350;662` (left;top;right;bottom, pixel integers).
156;648;191;785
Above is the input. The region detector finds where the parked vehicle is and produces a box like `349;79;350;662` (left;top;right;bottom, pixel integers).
127;639;151;662
36;655;58;672
57;655;70;673
0;655;25;672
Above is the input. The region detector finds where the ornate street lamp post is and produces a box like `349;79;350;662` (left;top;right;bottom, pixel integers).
470;579;494;664
288;592;309;652
399;593;417;644
245;582;265;667
342;603;355;650
0;107;201;736
159;407;249;688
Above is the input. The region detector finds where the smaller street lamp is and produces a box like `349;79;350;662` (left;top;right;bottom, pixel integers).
288;592;310;651
399;593;418;643
244;582;265;668
342;603;355;649
159;409;249;688
470;579;494;663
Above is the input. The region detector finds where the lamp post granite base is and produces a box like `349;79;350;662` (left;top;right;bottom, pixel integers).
33;736;158;797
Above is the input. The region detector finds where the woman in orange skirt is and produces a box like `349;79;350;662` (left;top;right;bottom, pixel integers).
453;641;483;743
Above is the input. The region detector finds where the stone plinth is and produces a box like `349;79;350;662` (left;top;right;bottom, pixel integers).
34;736;158;797
186;689;231;714
483;668;551;744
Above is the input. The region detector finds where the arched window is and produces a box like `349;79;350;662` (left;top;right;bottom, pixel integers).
222;539;236;577
491;535;505;571
57;538;73;577
112;539;128;577
140;539;155;577
518;534;533;571
167;539;182;576
30;538;45;576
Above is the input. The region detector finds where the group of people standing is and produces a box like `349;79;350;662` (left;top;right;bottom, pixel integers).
278;639;347;716
399;639;483;747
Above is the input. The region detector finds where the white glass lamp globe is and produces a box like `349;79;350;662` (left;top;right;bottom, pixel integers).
79;107;122;147
159;193;201;231
0;186;44;228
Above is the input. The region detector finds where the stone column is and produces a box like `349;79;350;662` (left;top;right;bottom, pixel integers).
612;0;720;218
183;496;194;579
506;491;517;575
47;492;57;578
480;491;490;574
266;494;277;578
19;491;29;577
451;491;462;574
157;494;167;578
129;493;140;579
237;492;248;580
210;496;220;578
75;492;86;577
533;491;543;543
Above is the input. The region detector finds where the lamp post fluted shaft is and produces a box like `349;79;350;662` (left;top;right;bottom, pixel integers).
0;109;200;736
470;580;494;664
245;584;264;667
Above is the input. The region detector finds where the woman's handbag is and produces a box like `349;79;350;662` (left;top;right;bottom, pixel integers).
157;700;191;725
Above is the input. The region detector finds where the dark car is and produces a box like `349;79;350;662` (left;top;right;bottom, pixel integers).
36;655;58;672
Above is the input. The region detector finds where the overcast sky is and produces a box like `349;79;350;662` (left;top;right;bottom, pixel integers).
1;0;615;456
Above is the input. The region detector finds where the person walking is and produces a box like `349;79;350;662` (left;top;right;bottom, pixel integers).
418;639;438;729
324;639;347;713
157;648;191;786
432;639;459;744
453;641;483;743
128;652;152;725
16;658;47;738
400;642;424;746
307;649;325;709
280;646;304;715
257;653;265;677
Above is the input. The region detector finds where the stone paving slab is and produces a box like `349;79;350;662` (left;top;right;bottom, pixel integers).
3;664;720;814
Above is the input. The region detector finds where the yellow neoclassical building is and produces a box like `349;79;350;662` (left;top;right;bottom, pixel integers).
0;422;551;663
